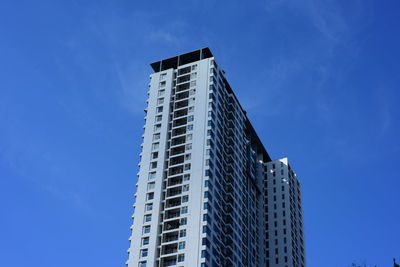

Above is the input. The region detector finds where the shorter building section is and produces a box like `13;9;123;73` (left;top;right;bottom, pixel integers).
264;158;306;267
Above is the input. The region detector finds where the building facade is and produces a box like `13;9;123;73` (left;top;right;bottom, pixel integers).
126;48;306;267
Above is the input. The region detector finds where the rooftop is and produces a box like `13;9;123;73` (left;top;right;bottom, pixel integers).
150;47;213;72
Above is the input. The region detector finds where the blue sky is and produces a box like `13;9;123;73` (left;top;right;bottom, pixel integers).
1;0;399;266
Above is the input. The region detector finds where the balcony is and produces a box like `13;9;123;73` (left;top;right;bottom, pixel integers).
223;202;233;213
161;243;178;255
172;126;186;137
168;166;183;176
163;219;180;231
165;208;181;220
177;74;190;84
175;91;189;101
163;231;179;243
161;256;177;267
174;99;188;110
166;197;181;208
173;117;187;128
170;145;185;156
224;174;234;183
171;136;186;146
178;66;191;76
223;224;233;235
223;213;234;224
168;175;183;186
176;82;190;93
167;186;182;197
169;155;184;166
174;109;188;119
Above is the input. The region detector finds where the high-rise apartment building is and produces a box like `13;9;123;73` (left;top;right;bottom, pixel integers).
126;48;306;267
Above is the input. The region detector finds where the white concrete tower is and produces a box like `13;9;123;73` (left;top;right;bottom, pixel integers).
126;48;306;267
264;158;306;267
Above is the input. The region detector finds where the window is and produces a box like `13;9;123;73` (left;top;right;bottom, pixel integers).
153;133;161;141
151;152;158;159
160;73;167;80
156;106;163;113
142;237;149;246
147;192;154;201
186;144;192;150
157;98;164;105
187;125;193;131
141;249;148;257
188;115;194;122
185;154;191;160
145;203;153;211
192;64;197;71
143;225;151;234
138;261;147;267
158;89;165;97
152;142;159;150
178;254;185;262
178;241;186;250
180;218;187;225
183;184;189;192
183;174;190;181
147;182;155;190
154;124;161;132
182;195;189;203
155;115;162;122
190;73;197;79
159;81;166;88
148;172;156;180
181;206;188;214
144;214;152;222
184;164;191;171
179;229;186;238
201;250;207;258
150;161;157;169
190;81;196;87
186;134;192;141
188;106;194;113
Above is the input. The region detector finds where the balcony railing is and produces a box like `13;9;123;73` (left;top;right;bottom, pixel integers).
176;82;190;93
168;176;183;186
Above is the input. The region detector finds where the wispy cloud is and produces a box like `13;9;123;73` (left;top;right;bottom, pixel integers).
376;85;395;136
260;0;370;123
147;31;181;45
0;117;93;213
73;8;190;116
